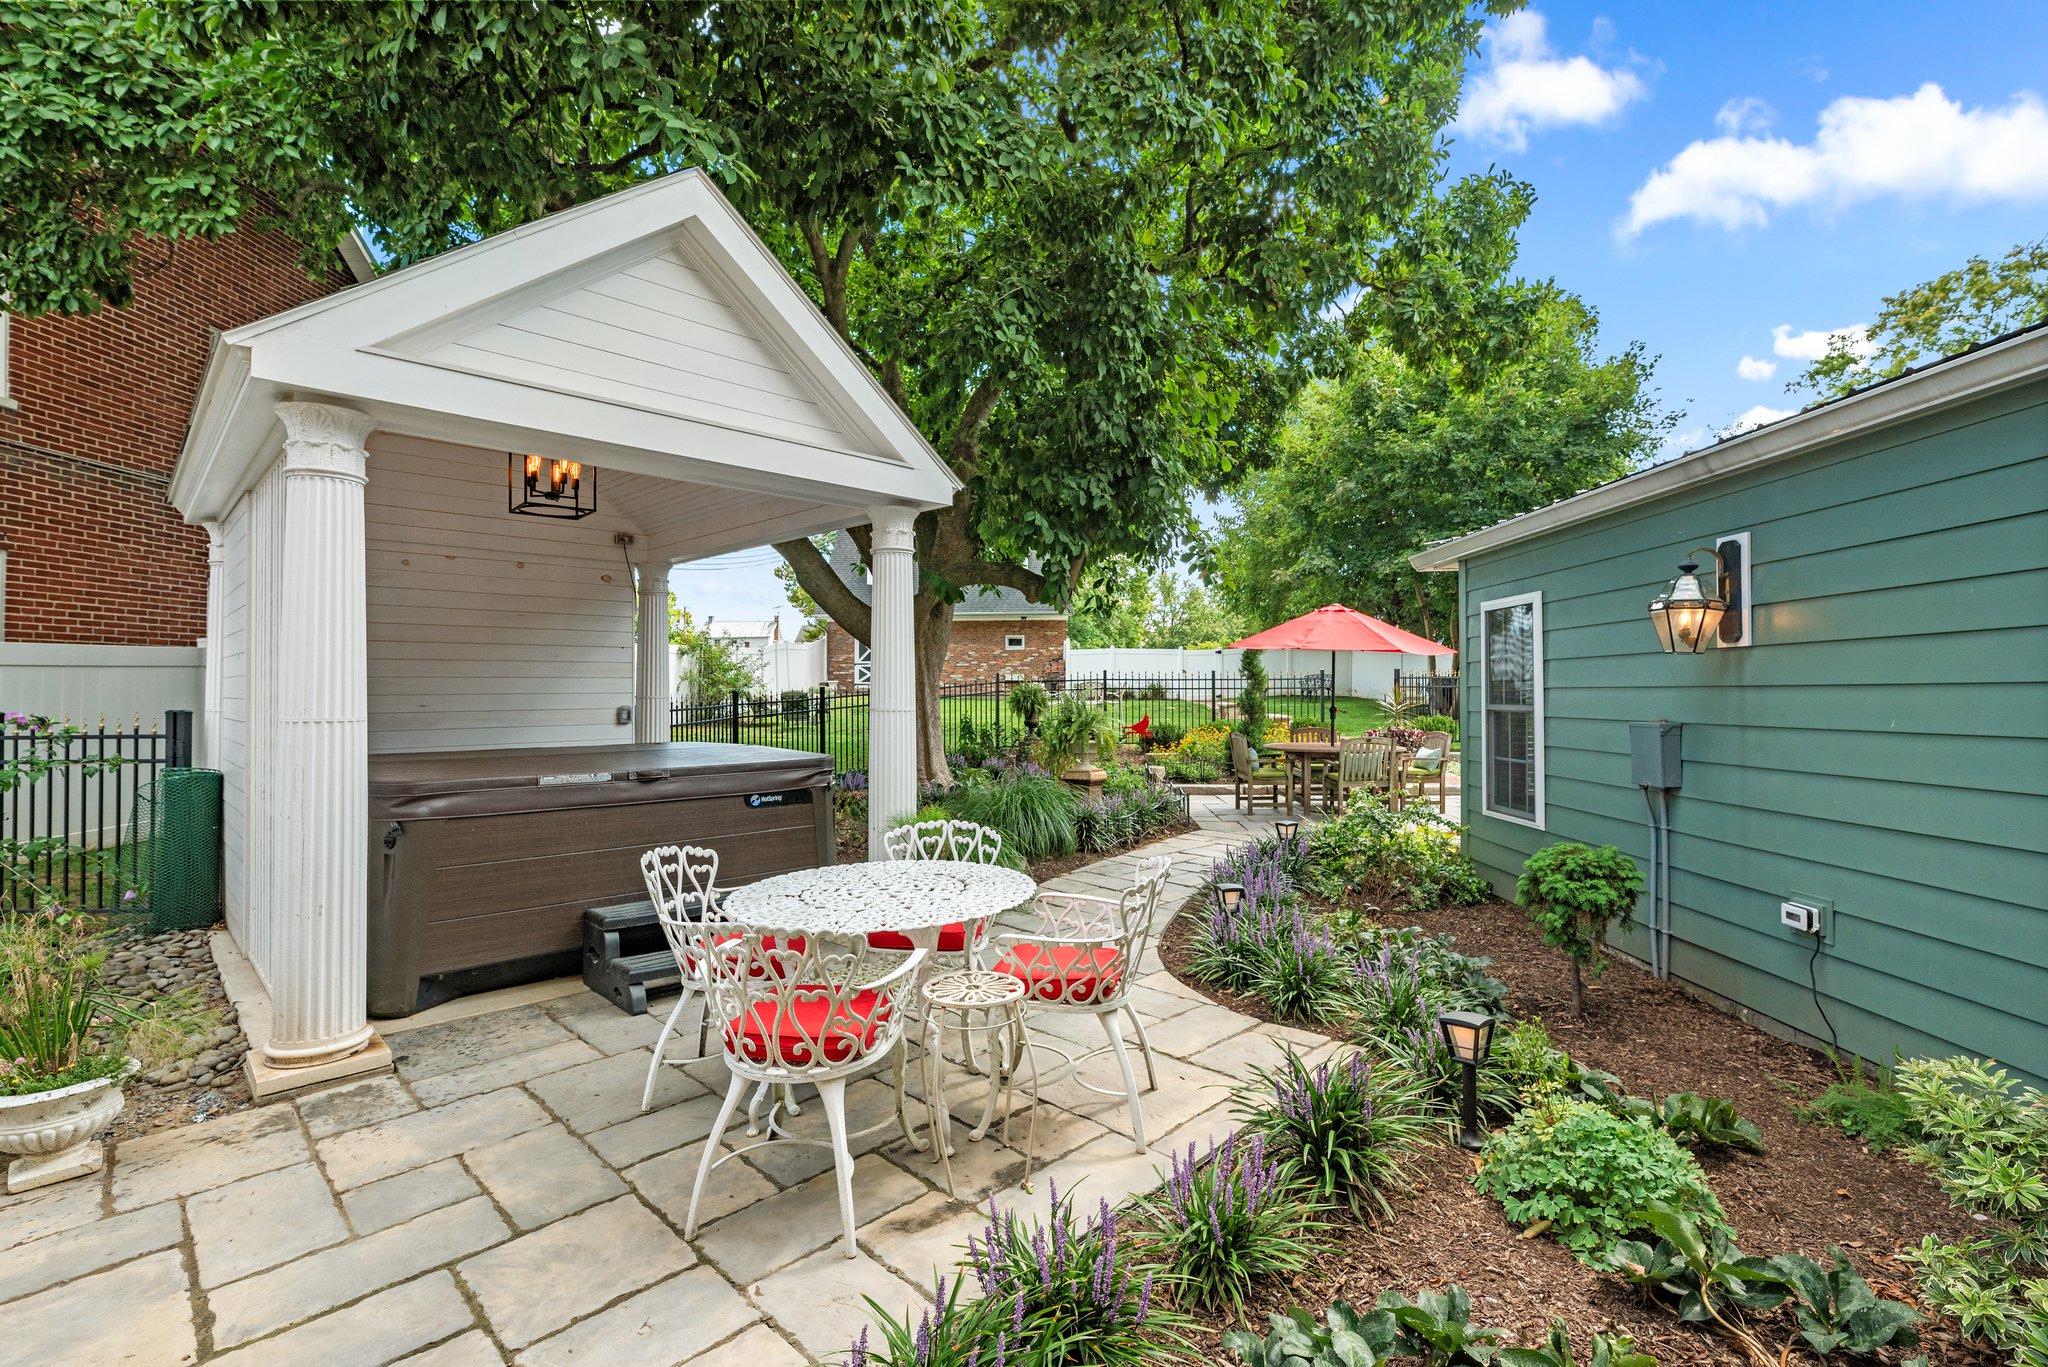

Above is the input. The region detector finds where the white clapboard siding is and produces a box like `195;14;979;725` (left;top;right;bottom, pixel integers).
415;242;856;452
365;433;641;753
219;495;251;943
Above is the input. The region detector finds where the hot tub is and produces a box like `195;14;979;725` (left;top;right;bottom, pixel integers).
367;742;835;1017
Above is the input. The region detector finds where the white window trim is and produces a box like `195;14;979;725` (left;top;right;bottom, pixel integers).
852;638;871;689
1004;633;1026;650
1478;590;1545;830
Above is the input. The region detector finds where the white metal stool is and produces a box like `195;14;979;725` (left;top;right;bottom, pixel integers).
917;969;1040;1196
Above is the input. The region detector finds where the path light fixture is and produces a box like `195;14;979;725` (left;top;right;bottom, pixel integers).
1649;535;1749;653
1213;882;1245;914
1275;818;1299;845
1438;1010;1497;1151
509;452;598;520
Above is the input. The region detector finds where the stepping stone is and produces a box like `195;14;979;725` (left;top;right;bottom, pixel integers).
751;1247;924;1364
112;1105;310;1211
189;1162;347;1288
409;1040;602;1109
340;1158;480;1236
697;1154;925;1283
0;1250;197;1367
317;1087;547;1190
296;1075;419;1140
0;1201;182;1305
685;1325;809;1367
513;1266;756;1367
464;1124;626;1230
522;1049;708;1135
459;1196;691;1350
206;1271;472;1367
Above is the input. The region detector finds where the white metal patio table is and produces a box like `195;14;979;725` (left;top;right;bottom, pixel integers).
721;860;1036;1150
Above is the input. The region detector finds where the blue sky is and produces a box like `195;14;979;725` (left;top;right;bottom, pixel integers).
681;2;2048;625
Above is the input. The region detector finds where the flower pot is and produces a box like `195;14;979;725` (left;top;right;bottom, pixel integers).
0;1060;137;1193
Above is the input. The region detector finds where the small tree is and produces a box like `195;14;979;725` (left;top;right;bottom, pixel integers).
1235;649;1270;743
1516;842;1645;1016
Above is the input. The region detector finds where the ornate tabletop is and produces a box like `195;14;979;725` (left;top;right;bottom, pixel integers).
721;860;1036;936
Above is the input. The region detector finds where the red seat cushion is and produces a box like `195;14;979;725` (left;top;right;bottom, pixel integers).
724;989;891;1067
993;943;1125;1005
865;923;970;954
686;933;806;977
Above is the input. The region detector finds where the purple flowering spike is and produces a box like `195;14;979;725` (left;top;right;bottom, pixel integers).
1136;1272;1154;1324
1012;1288;1026;1333
849;1325;869;1367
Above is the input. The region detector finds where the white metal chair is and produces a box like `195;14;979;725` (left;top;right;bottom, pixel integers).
993;855;1170;1152
639;844;807;1118
866;818;1003;966
684;927;925;1258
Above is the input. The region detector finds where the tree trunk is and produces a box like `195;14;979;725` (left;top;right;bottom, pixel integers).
915;591;955;786
1569;958;1584;1018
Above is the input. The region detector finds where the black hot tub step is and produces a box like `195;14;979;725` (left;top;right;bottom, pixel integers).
583;899;680;1016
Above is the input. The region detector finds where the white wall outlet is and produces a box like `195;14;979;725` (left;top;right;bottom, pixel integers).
1780;900;1822;934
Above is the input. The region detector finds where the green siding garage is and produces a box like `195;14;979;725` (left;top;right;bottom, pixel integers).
1414;326;2048;1083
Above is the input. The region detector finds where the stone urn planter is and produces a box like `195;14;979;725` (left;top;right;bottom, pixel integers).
0;1060;137;1193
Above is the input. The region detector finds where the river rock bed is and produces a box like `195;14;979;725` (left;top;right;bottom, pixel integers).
98;925;252;1138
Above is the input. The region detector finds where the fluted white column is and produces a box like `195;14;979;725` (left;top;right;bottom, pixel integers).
634;561;673;744
866;506;918;856
200;523;225;771
263;401;377;1068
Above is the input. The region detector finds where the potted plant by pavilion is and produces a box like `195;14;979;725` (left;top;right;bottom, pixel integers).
0;911;142;1192
1036;694;1122;793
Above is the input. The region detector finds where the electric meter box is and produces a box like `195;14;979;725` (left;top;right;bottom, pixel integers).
1630;721;1682;789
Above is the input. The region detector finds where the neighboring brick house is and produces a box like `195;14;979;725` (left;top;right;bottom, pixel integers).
0;220;366;647
820;534;1066;689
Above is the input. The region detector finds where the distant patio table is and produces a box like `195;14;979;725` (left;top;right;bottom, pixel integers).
1266;739;1341;817
721;860;1037;1148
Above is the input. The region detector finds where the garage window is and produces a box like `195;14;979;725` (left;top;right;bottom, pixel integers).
1005;634;1026;650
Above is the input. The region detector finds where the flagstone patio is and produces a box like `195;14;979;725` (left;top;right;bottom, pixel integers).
0;793;1329;1367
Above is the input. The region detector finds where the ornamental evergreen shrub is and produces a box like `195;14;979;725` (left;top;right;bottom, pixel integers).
1515;842;1645;1015
1474;1098;1725;1263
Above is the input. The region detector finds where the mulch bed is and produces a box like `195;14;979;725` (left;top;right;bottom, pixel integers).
1159;894;1996;1365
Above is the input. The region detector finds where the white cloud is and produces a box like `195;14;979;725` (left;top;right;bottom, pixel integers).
1714;97;1775;136
1735;355;1778;381
1771;323;1874;361
1731;404;1796;433
1458;12;1650;152
1622;83;2048;237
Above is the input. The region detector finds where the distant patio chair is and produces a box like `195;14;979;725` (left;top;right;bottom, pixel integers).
1402;730;1454;812
1290;723;1335;805
1325;735;1405;811
1231;731;1285;813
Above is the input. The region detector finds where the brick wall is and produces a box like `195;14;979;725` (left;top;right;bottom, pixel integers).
824;616;1067;690
0;225;352;645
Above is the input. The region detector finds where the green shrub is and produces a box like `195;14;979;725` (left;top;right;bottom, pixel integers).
1134;1130;1325;1316
1162;755;1222;782
1412;713;1459;739
1896;1056;2048;1356
1474;1097;1725;1263
1304;792;1490;912
1515;843;1644;1015
1145;720;1185;750
1795;1059;1921;1153
945;773;1079;861
1234;1048;1434;1219
1490;1018;1579;1110
1236;649;1269;740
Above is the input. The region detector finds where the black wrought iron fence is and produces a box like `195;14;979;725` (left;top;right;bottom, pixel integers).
669;673;1336;776
1391;670;1459;719
1;709;192;912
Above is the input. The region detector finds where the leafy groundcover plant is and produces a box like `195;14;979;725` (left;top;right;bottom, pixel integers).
1895;1055;2048;1360
1132;1129;1325;1316
1233;1048;1434;1219
1302;793;1490;912
1224;1285;1525;1366
1473;1097;1725;1262
947;772;1081;862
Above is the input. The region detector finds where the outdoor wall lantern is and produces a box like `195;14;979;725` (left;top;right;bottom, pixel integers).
1275;818;1300;845
1646;545;1728;651
1438;1010;1497;1150
508;452;598;520
1214;882;1246;913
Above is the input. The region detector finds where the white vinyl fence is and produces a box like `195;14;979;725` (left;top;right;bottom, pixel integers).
1061;646;1448;700
672;636;826;701
0;644;204;725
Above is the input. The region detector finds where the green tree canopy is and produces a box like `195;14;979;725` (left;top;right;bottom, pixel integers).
1070;563;1247;649
1211;289;1669;650
4;0;1537;778
1794;237;2048;401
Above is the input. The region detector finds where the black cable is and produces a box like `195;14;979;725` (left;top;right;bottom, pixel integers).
1807;931;1839;1054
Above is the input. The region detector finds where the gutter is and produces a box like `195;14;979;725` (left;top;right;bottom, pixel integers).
1412;326;2048;573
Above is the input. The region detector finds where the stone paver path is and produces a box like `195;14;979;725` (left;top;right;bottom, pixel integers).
0;794;1319;1367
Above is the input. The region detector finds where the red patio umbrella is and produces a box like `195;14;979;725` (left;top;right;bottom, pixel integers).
1228;604;1455;733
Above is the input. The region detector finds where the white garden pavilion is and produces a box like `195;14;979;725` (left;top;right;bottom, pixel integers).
169;171;956;1089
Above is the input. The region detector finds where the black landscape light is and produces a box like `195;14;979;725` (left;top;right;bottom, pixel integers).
1438;1010;1497;1151
1213;882;1245;913
1275;818;1299;844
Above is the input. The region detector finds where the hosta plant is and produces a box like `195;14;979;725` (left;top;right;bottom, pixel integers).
1768;1246;1922;1357
1610;1202;1794;1367
1233;1048;1434;1219
1498;1320;1655;1367
1222;1298;1397;1366
1133;1129;1324;1316
1376;1285;1508;1365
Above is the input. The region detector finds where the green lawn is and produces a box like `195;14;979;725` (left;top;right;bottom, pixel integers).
674;691;1394;773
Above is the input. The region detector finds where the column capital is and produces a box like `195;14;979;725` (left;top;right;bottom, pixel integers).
276;401;375;481
203;521;226;560
868;505;918;554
